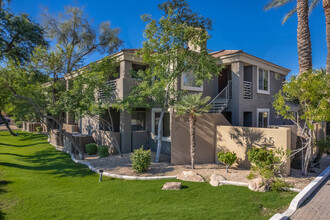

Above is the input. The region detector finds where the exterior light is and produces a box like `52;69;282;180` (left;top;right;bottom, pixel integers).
99;170;103;182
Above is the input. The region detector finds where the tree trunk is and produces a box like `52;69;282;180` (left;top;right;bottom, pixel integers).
324;0;330;74
297;0;313;73
0;112;17;136
189;113;196;169
155;109;165;163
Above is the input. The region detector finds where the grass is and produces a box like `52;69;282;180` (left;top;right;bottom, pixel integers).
0;130;296;220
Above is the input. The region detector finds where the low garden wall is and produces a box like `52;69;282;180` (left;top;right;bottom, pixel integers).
91;130;121;154
216;125;297;176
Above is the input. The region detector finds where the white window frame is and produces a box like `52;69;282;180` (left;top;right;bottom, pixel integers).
256;108;270;128
181;72;203;91
151;108;171;142
257;67;270;94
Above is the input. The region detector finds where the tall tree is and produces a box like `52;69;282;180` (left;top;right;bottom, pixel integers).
174;93;210;169
0;9;46;135
273;68;330;175
115;0;220;162
265;0;316;73
324;0;330;73
3;5;122;158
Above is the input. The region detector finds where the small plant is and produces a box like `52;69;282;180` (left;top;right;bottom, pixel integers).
98;145;109;157
130;146;151;173
247;147;280;180
86;143;98;155
217;151;237;173
36;127;42;133
270;179;293;192
15;121;23;128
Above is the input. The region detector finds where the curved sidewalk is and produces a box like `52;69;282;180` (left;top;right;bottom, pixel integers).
290;176;330;220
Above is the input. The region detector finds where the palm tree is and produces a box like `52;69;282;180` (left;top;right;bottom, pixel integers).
324;0;330;73
174;93;210;169
265;0;319;73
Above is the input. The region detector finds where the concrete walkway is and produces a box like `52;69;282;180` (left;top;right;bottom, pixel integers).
291;176;330;220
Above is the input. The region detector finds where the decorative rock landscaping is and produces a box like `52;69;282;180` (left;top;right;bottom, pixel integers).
209;174;226;186
177;171;205;182
162;182;182;190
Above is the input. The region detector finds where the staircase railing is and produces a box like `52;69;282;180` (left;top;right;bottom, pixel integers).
208;83;230;113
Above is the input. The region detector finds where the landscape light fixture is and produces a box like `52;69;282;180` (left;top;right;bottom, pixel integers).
99;170;103;182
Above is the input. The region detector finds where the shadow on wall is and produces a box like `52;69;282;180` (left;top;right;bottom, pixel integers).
218;127;275;167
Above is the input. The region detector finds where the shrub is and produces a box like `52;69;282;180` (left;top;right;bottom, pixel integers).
270;179;293;192
86;143;98;155
15;121;23;128
36;127;42;133
98;145;109;157
247;147;280;180
130;146;151;173
217;151;237;173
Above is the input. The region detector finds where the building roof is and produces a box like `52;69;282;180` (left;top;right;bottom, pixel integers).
210;50;242;58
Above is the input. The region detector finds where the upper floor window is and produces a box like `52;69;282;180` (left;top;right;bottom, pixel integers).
181;72;203;91
257;68;270;94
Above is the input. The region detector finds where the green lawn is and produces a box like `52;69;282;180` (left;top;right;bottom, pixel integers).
0;130;295;220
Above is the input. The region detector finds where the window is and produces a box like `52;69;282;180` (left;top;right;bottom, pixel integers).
181;72;203;91
257;108;269;128
274;72;280;80
131;110;145;131
257;68;270;94
152;108;171;142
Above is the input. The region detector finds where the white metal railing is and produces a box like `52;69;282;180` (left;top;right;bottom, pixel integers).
243;81;252;99
98;80;117;102
209;82;230;113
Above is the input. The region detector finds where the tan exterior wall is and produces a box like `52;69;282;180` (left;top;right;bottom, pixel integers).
216;125;296;176
25;122;41;133
92;130;121;154
63;123;78;133
171;113;231;165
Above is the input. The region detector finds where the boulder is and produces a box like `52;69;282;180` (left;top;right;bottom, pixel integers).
248;176;264;191
162;182;182;190
209;174;226;186
177;171;205;182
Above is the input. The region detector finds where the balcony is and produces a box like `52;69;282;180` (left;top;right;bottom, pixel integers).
98;80;117;103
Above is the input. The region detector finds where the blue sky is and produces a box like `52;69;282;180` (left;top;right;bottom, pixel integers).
11;0;326;77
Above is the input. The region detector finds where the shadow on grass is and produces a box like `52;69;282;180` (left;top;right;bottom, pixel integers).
0;149;94;178
0;142;49;148
0;179;12;220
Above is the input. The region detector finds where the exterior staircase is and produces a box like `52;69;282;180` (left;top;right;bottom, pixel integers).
208;82;231;113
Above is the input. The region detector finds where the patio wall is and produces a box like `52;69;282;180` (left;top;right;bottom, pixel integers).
171;113;231;165
216;125;296;176
91;130;121;154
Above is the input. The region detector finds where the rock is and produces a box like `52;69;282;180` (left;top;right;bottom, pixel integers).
209;174;226;186
162;182;182;190
248;176;264;191
177;171;205;182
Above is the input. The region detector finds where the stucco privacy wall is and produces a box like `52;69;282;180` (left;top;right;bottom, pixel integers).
216;125;295;176
171;113;231;165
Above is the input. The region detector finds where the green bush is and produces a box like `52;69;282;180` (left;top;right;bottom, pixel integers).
86;143;98;155
15;121;23;128
130;146;151;173
270;179;293;192
217;151;237;173
36;127;42;133
98;145;109;157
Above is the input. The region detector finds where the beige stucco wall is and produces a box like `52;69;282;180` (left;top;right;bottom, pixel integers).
216;125;296;176
171;113;231;165
63;123;78;133
92;130;121;154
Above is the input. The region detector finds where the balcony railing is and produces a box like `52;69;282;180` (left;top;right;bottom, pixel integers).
243;81;252;99
98;80;117;102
